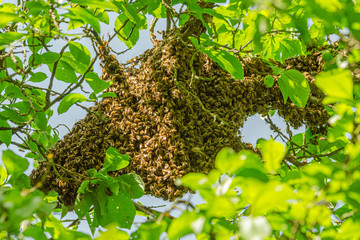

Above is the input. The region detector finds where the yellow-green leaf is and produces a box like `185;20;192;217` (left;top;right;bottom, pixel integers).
260;139;285;173
315;68;353;103
57;93;87;114
2;150;29;177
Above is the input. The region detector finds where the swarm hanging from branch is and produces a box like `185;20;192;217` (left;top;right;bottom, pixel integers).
30;28;332;208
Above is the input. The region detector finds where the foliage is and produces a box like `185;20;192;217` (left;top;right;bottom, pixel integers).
0;0;359;239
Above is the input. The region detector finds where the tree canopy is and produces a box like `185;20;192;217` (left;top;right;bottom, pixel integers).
1;0;360;239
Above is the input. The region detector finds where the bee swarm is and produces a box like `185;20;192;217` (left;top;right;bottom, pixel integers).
30;31;331;208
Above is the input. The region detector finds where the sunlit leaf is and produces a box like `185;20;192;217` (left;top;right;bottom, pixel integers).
115;14;140;48
117;173;145;199
57;93;87;114
54;60;78;83
103;147;129;171
0;12;23;28
264;75;274;87
113;1;141;25
98;92;117;98
23;226;48;240
69;41;91;67
180;172;208;191
315;68;353;103
279;69;310;107
207;197;237;218
0;32;24;47
41;52;60;64
96;223;129;240
60;52;88;75
201;48;244;79
71;0;117;11
2;150;29;177
260;139;285;173
168;211;200;240
107;192;135;229
131;221;167;240
67;6;101;33
0;165;8;184
29;72;47;82
85;72;111;94
215;147;246;173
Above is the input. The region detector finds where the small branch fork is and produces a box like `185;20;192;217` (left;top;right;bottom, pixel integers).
264;114;343;168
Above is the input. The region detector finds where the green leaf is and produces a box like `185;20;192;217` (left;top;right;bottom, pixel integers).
115;14;140;48
180;173;208;191
303;163;332;188
242;180;295;215
270;65;283;75
78;180;90;194
28;53;42;67
9;172;31;188
201;48;244;80
107;192;135;229
29;72;47;82
41;52;60;64
0;32;25;47
27;37;51;53
60;52;89;75
6;56;23;71
68;41;91;67
57;93;87;114
347;179;360;208
202;0;226;2
207;197;237;217
0;120;12;146
168;211;200;240
236;168;268;182
5;85;25;100
2;150;29;178
54;60;78;83
260;139;285;173
264;75;274;87
34;111;47;131
103;147;129;171
179;13;190;26
96;10;110;24
60;204;68;219
23;226;48;240
0;165;8;184
67;7;101;33
279;69;310;107
113;1;141;25
98;92;117;98
25;1;49;16
117;173;145;199
0;108;28;123
131;221;167;240
85;72;111;94
96;224;129;240
215;147;245;173
189;37;199;48
70;0;117;11
315;68;353;103
0;12;23;28
74;191;93;219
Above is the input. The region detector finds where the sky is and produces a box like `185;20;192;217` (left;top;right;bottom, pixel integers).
0;1;306;239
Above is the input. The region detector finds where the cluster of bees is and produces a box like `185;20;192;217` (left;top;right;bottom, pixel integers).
30;30;332;208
